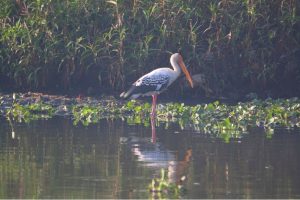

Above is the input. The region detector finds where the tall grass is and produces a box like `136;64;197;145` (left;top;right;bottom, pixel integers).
0;0;299;97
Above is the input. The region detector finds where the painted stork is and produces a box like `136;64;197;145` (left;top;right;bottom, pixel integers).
120;53;194;116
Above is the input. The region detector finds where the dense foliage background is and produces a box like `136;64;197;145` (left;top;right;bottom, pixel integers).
0;0;299;98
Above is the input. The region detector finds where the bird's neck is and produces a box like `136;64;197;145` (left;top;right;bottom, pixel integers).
170;57;181;75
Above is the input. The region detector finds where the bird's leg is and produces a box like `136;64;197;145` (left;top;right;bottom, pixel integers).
151;94;157;117
150;95;157;143
150;113;156;144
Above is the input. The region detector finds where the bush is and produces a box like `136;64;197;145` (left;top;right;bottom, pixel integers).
0;0;299;97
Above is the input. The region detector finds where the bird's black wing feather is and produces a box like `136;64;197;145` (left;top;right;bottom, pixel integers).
121;74;170;99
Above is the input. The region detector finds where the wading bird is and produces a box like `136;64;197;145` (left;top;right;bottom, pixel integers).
120;53;194;116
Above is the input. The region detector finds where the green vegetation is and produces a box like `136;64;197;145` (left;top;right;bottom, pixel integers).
2;94;300;140
6;101;54;122
124;98;300;141
72;103;123;125
148;168;184;199
0;0;299;97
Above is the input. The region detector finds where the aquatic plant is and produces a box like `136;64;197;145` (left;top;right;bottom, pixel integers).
160;98;300;139
121;98;300;141
6;102;54;123
72;104;103;126
148;168;184;199
2;93;300;140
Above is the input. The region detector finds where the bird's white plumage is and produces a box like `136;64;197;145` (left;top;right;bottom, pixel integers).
135;68;179;88
120;53;194;117
130;67;180;97
120;53;190;99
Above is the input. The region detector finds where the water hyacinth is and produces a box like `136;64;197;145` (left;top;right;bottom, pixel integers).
148;168;184;199
1;93;299;140
6;102;55;123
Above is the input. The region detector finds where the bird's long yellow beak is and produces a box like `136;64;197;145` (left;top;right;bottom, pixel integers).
179;60;194;88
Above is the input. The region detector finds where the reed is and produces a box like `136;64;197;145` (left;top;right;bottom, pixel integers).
0;0;299;97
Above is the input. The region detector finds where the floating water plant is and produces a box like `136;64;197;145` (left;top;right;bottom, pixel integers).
1;93;300;139
6;102;54;123
72;105;102;126
148;168;184;199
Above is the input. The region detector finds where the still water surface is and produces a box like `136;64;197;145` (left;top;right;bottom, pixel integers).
0;117;300;199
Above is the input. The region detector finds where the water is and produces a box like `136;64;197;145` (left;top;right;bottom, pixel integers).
0;117;300;199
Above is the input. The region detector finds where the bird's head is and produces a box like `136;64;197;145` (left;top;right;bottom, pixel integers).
172;53;194;88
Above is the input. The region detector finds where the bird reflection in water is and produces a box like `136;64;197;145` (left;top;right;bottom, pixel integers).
150;115;156;144
131;115;192;185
